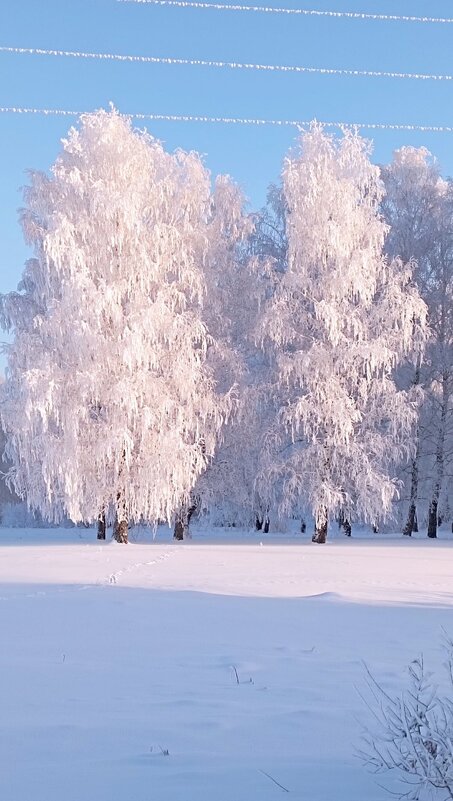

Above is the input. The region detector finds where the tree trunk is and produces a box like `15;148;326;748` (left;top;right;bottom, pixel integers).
113;448;128;543
404;365;421;537
427;500;438;539
343;519;351;537
300;519;306;533
97;511;106;540
403;501;417;537
187;498;198;526
427;371;448;539
113;493;128;544
403;448;419;536
113;516;128;544
256;506;270;533
173;497;198;541
312;507;328;544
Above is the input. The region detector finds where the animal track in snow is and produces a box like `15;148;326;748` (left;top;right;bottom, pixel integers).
105;548;179;586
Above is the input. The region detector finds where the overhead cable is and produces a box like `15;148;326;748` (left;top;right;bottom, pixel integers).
117;0;453;25
2;107;453;133
1;45;453;81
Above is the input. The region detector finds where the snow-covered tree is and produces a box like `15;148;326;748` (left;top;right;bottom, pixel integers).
171;174;257;537
0;109;230;542
201;181;292;532
382;147;453;538
190;177;275;530
196;379;276;529
258;125;428;542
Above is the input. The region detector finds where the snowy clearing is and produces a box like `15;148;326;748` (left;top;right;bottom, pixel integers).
1;526;453;801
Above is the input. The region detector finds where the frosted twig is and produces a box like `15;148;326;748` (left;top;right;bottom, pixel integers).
259;769;290;792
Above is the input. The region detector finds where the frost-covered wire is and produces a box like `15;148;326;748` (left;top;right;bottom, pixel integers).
2;107;453;133
117;0;453;25
1;45;453;81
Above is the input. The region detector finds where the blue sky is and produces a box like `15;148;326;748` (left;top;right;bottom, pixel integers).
1;0;453;368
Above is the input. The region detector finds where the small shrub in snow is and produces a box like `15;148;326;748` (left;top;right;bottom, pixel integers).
359;638;453;800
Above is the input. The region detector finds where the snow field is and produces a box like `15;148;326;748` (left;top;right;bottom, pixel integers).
1;527;453;800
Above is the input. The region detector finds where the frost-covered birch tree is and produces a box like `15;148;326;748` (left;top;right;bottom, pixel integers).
171;174;256;537
0;109;228;542
382;147;453;538
188;177;274;529
194;178;288;531
258;125;427;543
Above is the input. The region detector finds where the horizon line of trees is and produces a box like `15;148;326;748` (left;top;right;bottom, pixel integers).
1;109;452;543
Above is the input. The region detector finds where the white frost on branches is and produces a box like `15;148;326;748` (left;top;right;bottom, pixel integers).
192;177;272;526
257;125;428;539
382;146;453;537
0;109;233;529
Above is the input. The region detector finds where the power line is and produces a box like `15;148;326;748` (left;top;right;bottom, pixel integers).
2;107;453;133
117;0;453;25
1;45;453;81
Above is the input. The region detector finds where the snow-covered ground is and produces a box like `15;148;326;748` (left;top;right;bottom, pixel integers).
1;525;452;800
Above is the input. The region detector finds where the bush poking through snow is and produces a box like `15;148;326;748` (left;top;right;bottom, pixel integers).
358;638;453;800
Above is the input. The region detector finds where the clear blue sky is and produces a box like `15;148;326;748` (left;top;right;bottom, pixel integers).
1;0;453;369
